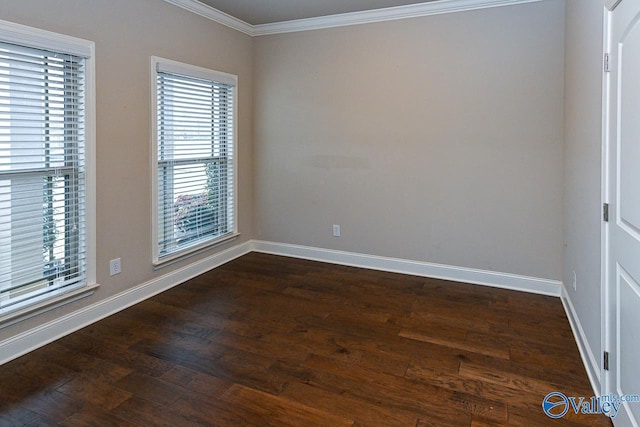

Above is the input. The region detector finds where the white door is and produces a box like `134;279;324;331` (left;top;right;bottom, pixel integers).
606;0;640;425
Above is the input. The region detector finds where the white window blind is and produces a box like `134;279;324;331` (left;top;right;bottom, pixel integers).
153;58;237;263
0;41;87;312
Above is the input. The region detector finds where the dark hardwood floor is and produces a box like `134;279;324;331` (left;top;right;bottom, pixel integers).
0;253;611;426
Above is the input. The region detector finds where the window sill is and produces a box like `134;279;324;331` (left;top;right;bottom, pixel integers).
153;232;241;270
0;283;99;329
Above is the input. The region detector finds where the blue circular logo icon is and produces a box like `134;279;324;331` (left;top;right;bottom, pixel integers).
542;392;569;418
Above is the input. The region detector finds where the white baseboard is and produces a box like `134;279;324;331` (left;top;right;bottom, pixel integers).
252;240;562;297
0;241;252;366
560;284;602;396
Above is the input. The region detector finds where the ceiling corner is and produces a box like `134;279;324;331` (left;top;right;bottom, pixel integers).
162;0;255;36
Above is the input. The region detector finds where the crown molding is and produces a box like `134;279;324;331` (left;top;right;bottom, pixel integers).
252;0;545;36
163;0;546;37
162;0;253;35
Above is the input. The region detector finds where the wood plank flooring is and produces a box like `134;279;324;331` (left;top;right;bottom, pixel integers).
0;253;612;426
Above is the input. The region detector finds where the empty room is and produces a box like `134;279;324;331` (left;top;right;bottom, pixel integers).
0;0;638;425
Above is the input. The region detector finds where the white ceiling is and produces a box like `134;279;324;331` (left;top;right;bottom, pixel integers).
196;0;440;25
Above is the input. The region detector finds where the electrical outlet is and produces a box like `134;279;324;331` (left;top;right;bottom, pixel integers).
572;270;577;292
110;258;122;276
333;224;341;237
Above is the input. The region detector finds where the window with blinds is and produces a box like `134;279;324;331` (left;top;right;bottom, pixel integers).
0;38;89;313
152;57;237;263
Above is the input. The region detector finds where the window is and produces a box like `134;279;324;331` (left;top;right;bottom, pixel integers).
0;20;95;317
151;57;237;264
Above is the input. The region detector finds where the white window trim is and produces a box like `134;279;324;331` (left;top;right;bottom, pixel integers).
150;56;239;267
0;19;97;325
0;20;93;58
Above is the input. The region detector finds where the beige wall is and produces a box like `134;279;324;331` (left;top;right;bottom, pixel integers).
254;0;566;280
563;0;605;391
0;0;253;340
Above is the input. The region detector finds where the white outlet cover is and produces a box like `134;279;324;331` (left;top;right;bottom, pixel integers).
110;258;121;276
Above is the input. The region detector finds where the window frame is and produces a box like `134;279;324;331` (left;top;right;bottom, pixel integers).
150;56;239;267
0;19;96;323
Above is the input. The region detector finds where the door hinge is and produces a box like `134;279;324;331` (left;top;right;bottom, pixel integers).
604;53;611;73
603;203;609;222
604;351;609;371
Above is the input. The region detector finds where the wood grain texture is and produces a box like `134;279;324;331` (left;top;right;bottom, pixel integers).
0;253;611;426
